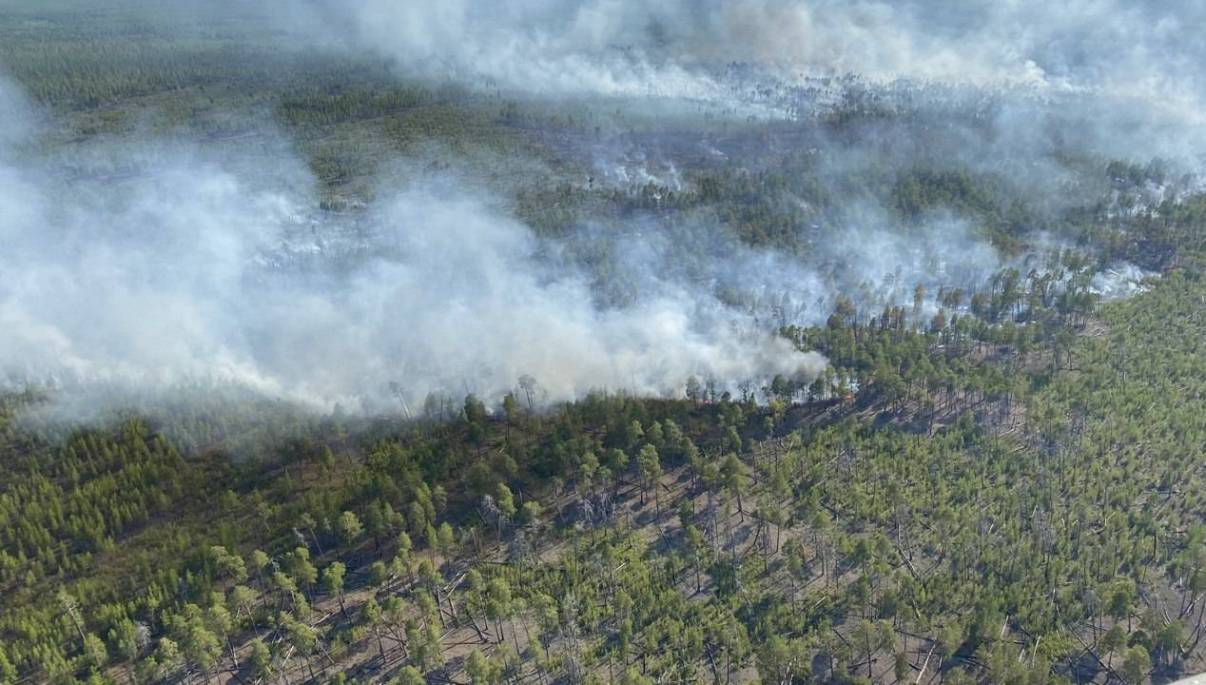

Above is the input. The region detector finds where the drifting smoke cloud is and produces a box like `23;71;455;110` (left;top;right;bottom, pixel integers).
0;76;825;415
310;1;1205;105
561;209;1003;331
2;0;1197;420
287;0;1206;166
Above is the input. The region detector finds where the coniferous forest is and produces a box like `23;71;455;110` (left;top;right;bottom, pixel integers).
1;2;1205;685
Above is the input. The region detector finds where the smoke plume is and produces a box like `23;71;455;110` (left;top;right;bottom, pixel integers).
2;0;1197;420
280;0;1206;168
310;3;1203;108
0;76;829;415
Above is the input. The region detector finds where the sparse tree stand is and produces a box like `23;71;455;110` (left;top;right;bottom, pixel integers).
2;260;1204;685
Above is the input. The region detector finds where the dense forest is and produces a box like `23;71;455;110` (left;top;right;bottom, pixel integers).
1;2;1205;685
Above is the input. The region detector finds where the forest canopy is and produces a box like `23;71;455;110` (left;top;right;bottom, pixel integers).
0;2;1204;685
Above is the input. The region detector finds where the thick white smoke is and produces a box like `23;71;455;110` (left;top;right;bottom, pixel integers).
3;0;1196;419
309;1;1204;107
289;0;1206;164
0;77;825;414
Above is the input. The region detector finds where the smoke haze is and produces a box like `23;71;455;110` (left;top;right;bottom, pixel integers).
0;76;831;415
311;1;1206;133
0;0;1197;420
